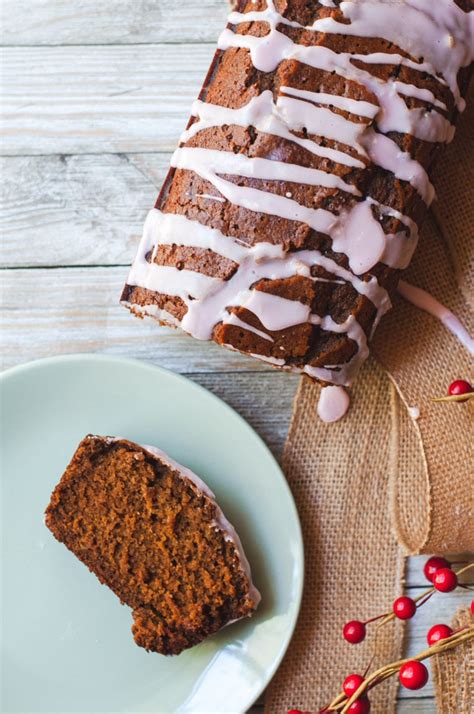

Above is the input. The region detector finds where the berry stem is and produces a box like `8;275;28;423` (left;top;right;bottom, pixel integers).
416;591;434;608
362;655;375;679
364;612;389;625
431;392;474;403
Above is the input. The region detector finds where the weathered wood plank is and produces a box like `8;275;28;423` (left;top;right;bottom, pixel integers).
0;154;165;267
1;45;213;155
0;0;228;46
0;266;283;373
396;702;436;713
190;372;298;459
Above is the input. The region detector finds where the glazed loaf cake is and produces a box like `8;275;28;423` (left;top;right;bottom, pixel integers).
45;436;260;655
122;0;473;388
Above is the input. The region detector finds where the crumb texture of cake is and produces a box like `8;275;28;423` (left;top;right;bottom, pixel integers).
45;435;260;655
122;0;473;389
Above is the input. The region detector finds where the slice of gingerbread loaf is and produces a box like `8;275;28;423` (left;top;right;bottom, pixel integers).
122;0;473;394
45;435;260;655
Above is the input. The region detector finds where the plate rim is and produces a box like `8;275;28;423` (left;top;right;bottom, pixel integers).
1;352;304;713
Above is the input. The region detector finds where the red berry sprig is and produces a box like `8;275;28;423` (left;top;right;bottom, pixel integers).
433;567;458;592
343;674;365;698
346;698;370;713
392;596;417;620
399;660;429;690
343;621;366;644
448;379;473;397
431;378;474;403
342;558;471;646
341;675;370;713
427;623;453;646
323;559;474;713
424;556;450;583
326;625;474;713
295;559;473;714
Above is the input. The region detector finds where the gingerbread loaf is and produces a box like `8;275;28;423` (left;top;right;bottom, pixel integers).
122;0;473;390
45;436;260;655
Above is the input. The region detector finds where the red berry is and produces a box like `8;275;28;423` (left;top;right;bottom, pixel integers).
423;556;451;583
343;620;366;644
287;710;302;714
471;599;474;615
433;567;458;592
343;673;365;697
427;623;453;646
347;698;371;714
393;596;417;620
448;379;473;398
399;661;429;690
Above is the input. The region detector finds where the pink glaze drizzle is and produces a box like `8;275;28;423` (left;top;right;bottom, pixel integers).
398;280;474;355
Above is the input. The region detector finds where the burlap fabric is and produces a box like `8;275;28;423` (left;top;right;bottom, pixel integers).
264;86;473;713
433;609;474;713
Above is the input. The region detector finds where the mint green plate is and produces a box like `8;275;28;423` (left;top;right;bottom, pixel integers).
0;354;303;714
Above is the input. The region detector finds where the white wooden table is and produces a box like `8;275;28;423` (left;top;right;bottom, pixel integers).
1;2;471;712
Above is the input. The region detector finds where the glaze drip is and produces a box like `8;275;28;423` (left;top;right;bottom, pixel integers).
317;385;351;423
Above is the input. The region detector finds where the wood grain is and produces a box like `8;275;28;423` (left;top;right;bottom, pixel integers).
1;154;165;267
393;705;436;713
1;45;213;155
190;371;298;458
1;0;228;46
